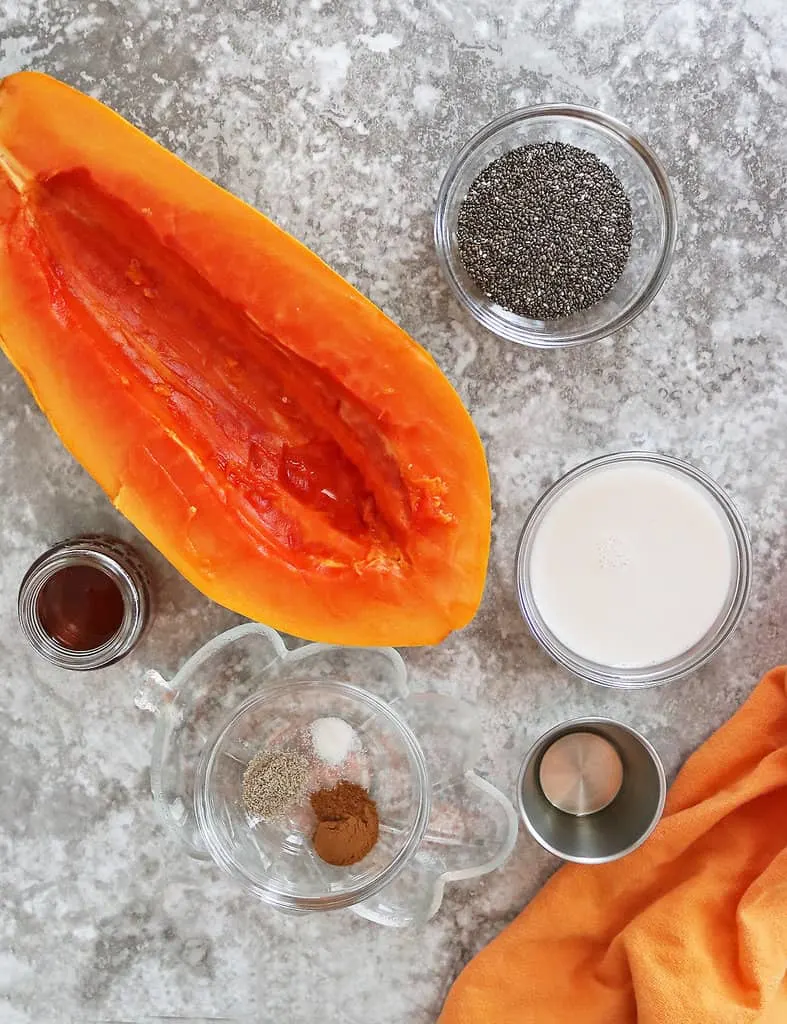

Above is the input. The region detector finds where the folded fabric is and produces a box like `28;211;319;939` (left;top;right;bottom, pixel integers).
439;668;787;1024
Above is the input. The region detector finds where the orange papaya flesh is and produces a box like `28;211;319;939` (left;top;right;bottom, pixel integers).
0;72;491;645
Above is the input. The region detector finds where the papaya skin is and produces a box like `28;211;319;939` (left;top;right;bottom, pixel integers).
0;72;491;645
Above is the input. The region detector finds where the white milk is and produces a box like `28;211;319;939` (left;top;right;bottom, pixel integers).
528;462;734;668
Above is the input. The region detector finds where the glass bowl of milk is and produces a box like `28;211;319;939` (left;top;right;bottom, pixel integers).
516;452;752;687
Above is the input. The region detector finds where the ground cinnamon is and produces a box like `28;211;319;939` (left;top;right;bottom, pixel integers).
310;780;379;866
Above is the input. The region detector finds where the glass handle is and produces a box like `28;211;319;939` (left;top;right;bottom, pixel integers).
391;692;482;787
135;669;175;715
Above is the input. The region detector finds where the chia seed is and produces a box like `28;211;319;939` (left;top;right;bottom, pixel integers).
456;141;633;320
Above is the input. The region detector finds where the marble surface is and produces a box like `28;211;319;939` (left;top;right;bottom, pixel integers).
1;0;786;1020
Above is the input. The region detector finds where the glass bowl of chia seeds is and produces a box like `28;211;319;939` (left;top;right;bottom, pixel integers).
434;104;677;348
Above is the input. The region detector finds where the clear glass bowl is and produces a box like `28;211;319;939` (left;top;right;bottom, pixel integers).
196;680;430;913
434;104;677;348
515;452;752;687
137;624;519;926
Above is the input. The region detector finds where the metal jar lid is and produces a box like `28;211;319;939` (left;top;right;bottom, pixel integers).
538;730;624;816
18;534;151;671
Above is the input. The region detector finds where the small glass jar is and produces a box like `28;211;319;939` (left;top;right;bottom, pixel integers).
18;534;151;670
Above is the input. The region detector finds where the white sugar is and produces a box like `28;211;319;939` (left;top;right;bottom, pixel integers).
310;716;356;766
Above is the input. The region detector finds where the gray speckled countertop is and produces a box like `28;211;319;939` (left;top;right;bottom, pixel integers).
2;1;786;1022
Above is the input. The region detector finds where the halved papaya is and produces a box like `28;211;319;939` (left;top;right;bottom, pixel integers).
0;72;490;645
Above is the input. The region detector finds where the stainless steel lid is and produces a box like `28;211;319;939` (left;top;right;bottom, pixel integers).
538;731;623;816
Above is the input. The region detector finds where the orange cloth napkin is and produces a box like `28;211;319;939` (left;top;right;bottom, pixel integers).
439;668;787;1024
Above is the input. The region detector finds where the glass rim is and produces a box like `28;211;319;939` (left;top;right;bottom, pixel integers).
194;678;432;912
515;451;753;688
434;103;678;348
